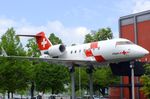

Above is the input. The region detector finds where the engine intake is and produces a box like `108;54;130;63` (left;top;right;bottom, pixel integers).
59;44;66;52
45;44;66;57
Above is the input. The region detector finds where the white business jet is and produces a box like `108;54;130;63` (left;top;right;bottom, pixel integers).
15;32;149;66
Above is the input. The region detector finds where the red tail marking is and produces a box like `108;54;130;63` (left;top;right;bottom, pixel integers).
94;55;105;62
36;32;51;50
90;42;98;49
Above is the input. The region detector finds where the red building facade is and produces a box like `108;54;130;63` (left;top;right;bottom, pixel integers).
119;10;150;99
110;10;150;99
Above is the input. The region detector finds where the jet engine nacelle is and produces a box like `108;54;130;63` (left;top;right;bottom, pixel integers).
47;44;66;57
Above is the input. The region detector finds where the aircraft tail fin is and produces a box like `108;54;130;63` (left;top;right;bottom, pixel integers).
17;32;52;51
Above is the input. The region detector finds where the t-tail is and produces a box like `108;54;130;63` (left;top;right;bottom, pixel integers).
35;32;52;51
17;32;52;52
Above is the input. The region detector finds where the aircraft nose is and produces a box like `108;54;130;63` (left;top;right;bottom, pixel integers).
138;47;149;56
143;48;149;55
134;46;149;57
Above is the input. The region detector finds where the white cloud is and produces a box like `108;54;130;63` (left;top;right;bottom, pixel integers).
115;0;150;15
132;0;150;13
0;18;90;45
0;18;16;28
46;21;90;44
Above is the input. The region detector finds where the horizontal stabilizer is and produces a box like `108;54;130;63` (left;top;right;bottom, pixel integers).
16;34;41;37
17;32;52;51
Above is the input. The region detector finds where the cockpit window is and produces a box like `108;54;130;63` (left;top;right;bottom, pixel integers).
116;41;134;45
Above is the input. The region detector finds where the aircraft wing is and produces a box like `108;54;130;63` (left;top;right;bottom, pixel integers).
0;47;107;66
0;55;99;67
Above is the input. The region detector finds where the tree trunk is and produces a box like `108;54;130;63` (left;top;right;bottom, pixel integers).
11;92;13;99
31;82;35;98
86;87;89;95
52;88;54;94
99;88;105;96
21;94;23;99
101;88;105;96
7;91;10;99
3;92;5;99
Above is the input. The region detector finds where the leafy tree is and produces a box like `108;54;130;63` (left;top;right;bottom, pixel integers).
0;28;26;56
141;63;150;97
75;68;88;90
26;33;69;95
48;33;62;45
0;58;31;92
33;62;53;93
75;67;119;96
50;65;69;94
0;28;30;98
93;67;120;95
84;34;94;43
84;27;113;43
94;27;113;41
33;62;69;94
26;38;40;98
26;38;40;57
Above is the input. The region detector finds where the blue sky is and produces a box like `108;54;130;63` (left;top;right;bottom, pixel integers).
0;0;150;45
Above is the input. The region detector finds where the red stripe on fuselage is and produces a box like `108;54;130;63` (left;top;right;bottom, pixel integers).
94;55;105;62
90;42;98;49
85;42;105;62
85;49;93;57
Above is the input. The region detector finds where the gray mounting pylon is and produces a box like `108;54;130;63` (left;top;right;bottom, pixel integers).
86;65;94;99
69;66;76;99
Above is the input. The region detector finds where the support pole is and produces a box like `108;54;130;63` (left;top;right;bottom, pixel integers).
129;76;132;99
69;66;75;99
120;76;123;99
130;62;135;99
86;66;94;99
79;68;82;97
89;72;93;99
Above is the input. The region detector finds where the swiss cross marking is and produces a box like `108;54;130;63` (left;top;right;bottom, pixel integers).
112;50;129;55
122;51;127;55
41;38;47;48
120;50;129;55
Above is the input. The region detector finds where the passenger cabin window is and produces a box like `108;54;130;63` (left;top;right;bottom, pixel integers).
79;50;81;53
71;51;73;54
75;50;77;53
116;41;133;45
